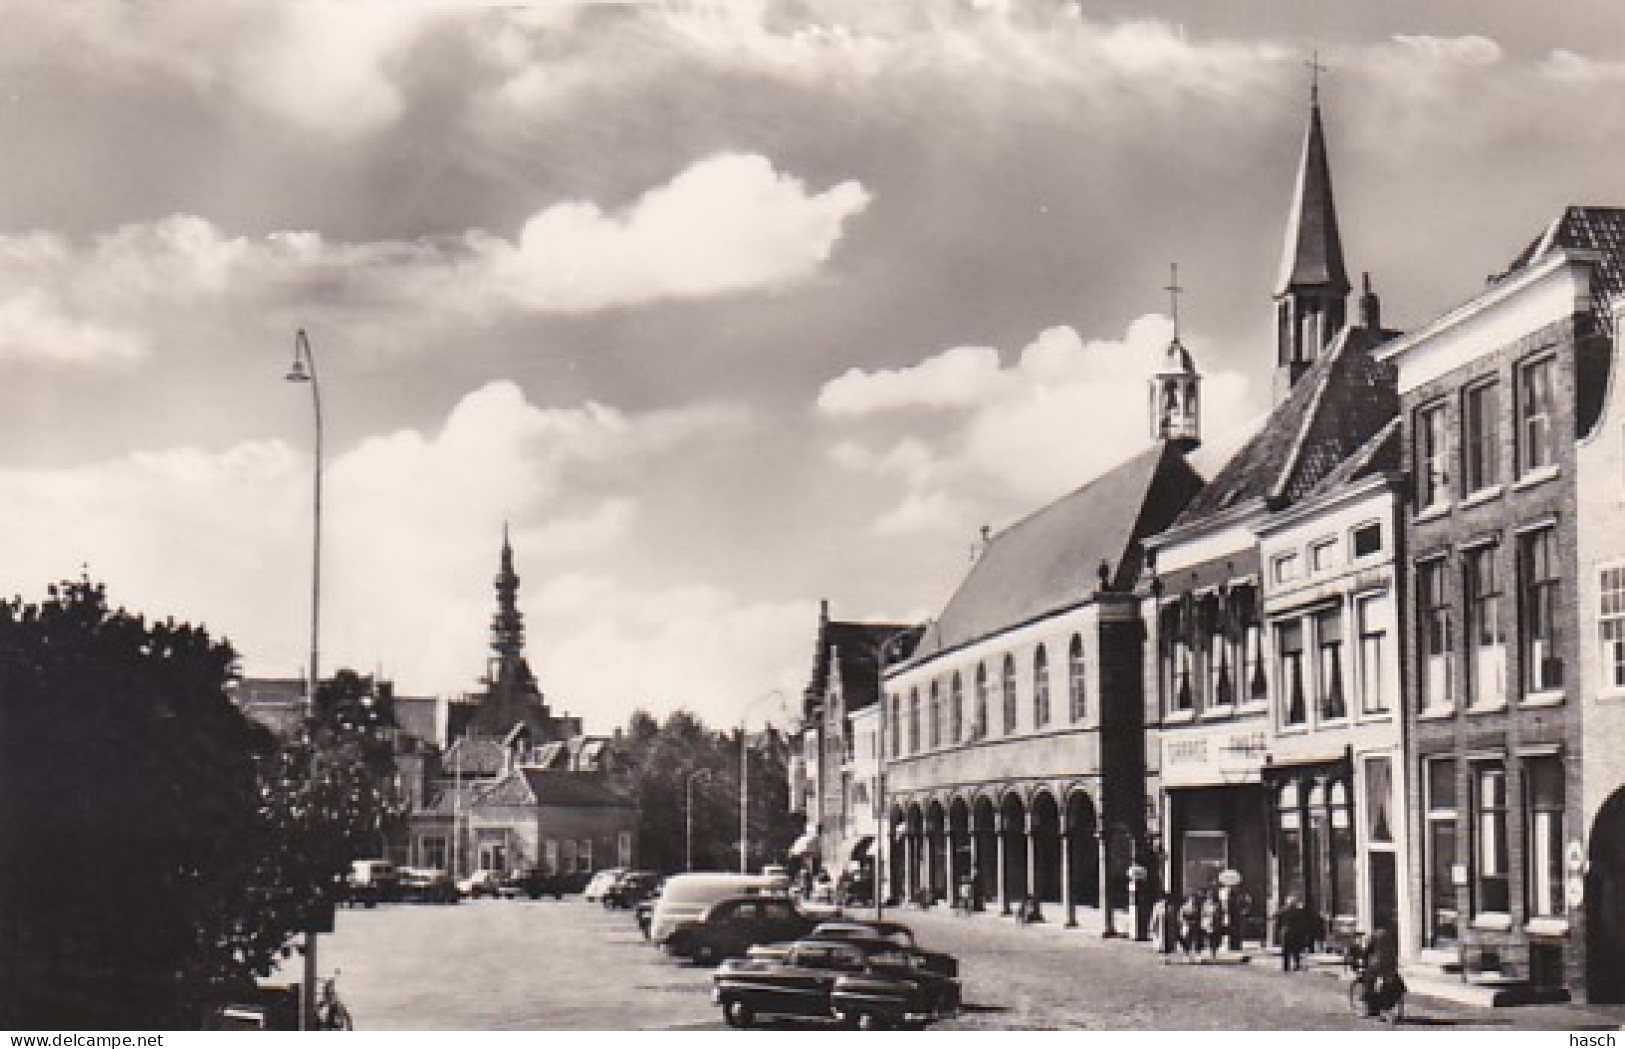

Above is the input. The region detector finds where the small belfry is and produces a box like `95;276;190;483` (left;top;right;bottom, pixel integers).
1273;53;1351;404
1150;262;1201;451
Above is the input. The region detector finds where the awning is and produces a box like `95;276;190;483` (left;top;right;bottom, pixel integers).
788;833;819;858
847;835;875;861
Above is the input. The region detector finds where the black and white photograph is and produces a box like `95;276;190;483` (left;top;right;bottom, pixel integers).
6;0;1625;1033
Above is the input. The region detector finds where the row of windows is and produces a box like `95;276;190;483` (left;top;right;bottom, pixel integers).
888;635;1089;758
1416;353;1558;512
1271;521;1385;585
1416;526;1562;712
1424;755;1565;942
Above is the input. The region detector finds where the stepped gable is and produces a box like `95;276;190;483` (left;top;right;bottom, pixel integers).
805;615;921;715
911;440;1203;662
1177;324;1397;523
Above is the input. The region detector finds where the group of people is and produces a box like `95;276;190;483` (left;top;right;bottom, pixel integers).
1151;885;1253;962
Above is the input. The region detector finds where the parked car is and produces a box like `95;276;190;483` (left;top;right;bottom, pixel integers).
507;868;566;900
648;871;792;951
603;870;660;909
748;919;958;978
457;869;503;898
582;867;628;903
671;894;825;965
635;884;662;939
345;859;399;907
713;937;960;1030
398;867;459;905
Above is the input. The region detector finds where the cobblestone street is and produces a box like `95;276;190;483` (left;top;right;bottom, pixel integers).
291;897;1625;1030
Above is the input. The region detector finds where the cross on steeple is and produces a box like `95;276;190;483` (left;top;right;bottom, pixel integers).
1165;262;1184;340
1305;50;1329;104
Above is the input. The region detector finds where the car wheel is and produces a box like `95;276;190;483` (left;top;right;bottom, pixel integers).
722;999;755;1029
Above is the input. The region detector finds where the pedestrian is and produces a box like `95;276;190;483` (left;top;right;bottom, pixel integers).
1360;916;1402;1017
1149;896;1169;955
1178;892;1202;962
1275;895;1306;972
1201;888;1223;960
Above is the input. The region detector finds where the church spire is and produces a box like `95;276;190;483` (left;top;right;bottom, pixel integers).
1151;263;1201;452
1273;55;1350;404
491;522;524;661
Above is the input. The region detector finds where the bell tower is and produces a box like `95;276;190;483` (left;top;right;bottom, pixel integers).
1273;56;1350;404
1150;263;1201;452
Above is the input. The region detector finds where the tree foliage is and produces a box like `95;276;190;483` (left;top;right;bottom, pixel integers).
618;708;799;874
0;581;399;1029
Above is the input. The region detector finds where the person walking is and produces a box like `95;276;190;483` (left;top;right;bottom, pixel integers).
1178;892;1202;963
1275;895;1307;972
1201;888;1223;961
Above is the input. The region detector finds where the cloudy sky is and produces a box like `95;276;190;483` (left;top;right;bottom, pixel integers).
4;0;1622;734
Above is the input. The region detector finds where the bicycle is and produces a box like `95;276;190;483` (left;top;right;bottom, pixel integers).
317;971;354;1031
1346;953;1405;1025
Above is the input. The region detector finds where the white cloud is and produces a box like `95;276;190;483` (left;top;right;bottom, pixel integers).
819;344;1003;414
0;289;147;366
822;314;1254;538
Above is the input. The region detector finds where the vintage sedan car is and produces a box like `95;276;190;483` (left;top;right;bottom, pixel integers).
456;869;502;898
507;868;566;900
603;870;660;909
747;919;958;978
673;894;824;965
398;866;459;904
713;938;960;1030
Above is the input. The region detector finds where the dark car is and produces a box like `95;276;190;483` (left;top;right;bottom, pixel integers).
398;867;459;904
508;868;566;900
747;919;958;978
671;894;824;965
713;938;960;1030
603;870;660;909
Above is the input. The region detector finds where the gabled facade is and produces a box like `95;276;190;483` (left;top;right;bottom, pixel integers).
885;440;1204;926
1376;205;1625;998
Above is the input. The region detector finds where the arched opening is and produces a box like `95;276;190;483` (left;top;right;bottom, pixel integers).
887;804;907;906
926;799;948;903
972;795;998;908
949;797;972;906
1589;789;1625;1002
905;803;925;902
1001;792;1029;911
1031;790;1062;905
1066;789;1101;908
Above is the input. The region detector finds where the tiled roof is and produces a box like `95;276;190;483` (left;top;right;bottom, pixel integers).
805;615;922;715
443;737;507;777
1499;205;1625;315
520;768;635;808
1175;324;1397;524
911;440;1203;661
1298;416;1400;502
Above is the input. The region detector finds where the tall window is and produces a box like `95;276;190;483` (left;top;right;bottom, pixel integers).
1417;402;1451;510
1519;355;1556;475
908;688;920;754
974;664;989;740
1465;544;1506;708
1209;613;1235;709
950;672;963;744
1526;757;1565;919
1356;596;1390;714
1464;380;1501;493
1419;559;1453;711
1473;763;1510;914
1241;587;1267;704
1601;565;1625;692
928;680;940;749
1278;620;1306;726
1001;655;1017;734
1068;634;1087;722
1173;629;1196;713
1033;645;1051;728
1521;527;1563;693
1316;607;1346;721
1426;759;1459;946
889;694;901;757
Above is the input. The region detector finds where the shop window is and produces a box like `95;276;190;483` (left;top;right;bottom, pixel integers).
1417;401;1451;510
421;836;447;872
1329;781;1357;919
1068;635;1087;722
950;672;963;744
1364;757;1394;845
1426;759;1459;946
1464;379;1501;493
1465;544;1506;708
973;664;989;740
1520;527;1563;694
1419;559;1453;712
1525;757;1565;919
1316;607;1346;721
1033;645;1051;728
1278;620;1306;727
1519;355;1556;476
1601;565;1625;692
1356;596;1390;714
1001;654;1017;733
1473;763;1510;915
1276;782;1305;903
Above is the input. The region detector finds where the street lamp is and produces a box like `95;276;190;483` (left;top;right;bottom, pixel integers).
284;328;323;1031
739;689;785;874
686;769;712;872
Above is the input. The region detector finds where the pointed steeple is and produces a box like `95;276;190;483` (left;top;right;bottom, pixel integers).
1273;59;1351;404
491;522;524;661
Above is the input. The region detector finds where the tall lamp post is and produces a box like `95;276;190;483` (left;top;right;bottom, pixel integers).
685;769;712;872
739;689;785;874
874;625;921;922
285;329;323;1031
